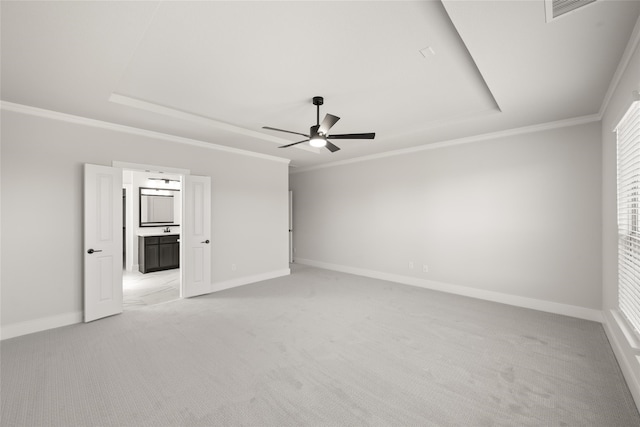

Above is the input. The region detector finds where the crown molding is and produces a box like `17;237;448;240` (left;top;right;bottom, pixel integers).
1;99;603;172
0;101;291;164
292;113;601;174
599;14;640;117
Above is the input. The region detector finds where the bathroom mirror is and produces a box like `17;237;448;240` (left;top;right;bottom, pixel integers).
139;187;180;227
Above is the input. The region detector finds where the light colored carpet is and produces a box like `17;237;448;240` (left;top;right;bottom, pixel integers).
2;265;639;426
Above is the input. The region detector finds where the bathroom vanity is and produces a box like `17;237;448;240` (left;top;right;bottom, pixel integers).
138;233;180;273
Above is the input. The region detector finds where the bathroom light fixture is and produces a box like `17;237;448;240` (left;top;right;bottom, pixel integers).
149;178;179;184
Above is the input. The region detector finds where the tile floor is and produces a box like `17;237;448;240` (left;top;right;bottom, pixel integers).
122;268;180;309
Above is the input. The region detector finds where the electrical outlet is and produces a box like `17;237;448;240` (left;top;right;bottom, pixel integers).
408;261;414;270
232;264;237;271
423;264;429;273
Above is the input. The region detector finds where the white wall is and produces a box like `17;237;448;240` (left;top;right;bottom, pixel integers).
0;108;290;334
601;30;640;407
291;121;602;317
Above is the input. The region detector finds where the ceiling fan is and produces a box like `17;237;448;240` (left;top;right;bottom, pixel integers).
262;96;375;152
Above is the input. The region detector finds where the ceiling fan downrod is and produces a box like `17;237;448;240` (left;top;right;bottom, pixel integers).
313;96;323;127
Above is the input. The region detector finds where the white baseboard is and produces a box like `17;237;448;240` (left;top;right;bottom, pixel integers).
602;310;640;412
210;268;291;293
1;311;83;341
295;258;603;322
0;269;291;340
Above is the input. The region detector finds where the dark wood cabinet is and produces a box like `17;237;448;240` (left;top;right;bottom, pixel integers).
139;234;179;273
144;241;160;270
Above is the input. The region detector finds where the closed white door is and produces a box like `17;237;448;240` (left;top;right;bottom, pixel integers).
182;175;212;298
84;164;123;322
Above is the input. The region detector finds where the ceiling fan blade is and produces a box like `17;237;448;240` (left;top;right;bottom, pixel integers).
318;114;340;135
263;126;309;138
325;141;341;153
328;132;375;140
278;139;309;148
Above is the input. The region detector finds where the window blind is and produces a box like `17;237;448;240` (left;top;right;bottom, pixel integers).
617;99;640;337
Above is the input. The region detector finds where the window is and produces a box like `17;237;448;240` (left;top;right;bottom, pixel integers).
616;96;640;337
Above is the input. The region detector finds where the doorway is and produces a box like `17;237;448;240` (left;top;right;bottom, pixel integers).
122;169;183;310
85;162;211;322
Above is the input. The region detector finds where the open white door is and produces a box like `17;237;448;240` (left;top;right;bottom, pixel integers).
289;190;293;263
182;175;212;298
84;164;123;322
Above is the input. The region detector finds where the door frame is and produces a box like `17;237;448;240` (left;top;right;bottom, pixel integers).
86;161;213;322
123;182;134;271
113;161;190;299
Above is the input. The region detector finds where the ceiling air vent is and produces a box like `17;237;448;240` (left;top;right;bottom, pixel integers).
545;0;597;22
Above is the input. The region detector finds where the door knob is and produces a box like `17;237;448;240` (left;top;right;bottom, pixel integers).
87;248;102;254
201;240;210;244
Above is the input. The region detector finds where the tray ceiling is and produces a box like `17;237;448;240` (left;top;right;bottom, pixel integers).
2;1;639;168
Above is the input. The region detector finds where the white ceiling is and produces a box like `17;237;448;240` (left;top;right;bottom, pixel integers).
2;1;639;169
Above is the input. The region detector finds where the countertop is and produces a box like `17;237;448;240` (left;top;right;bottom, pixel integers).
136;230;180;237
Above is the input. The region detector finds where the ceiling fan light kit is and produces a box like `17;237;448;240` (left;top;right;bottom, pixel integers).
263;96;375;153
309;126;327;148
